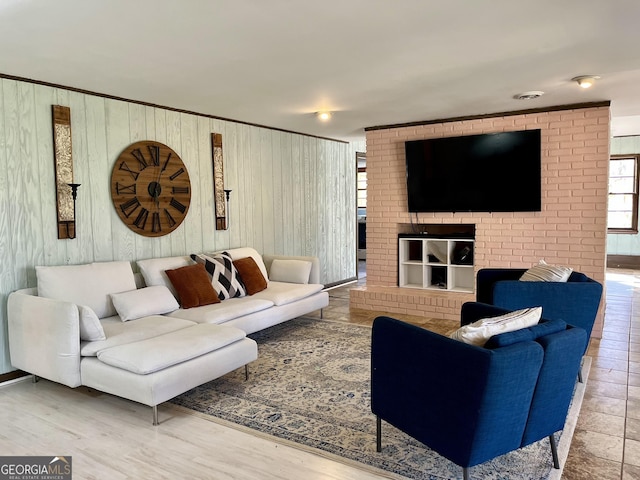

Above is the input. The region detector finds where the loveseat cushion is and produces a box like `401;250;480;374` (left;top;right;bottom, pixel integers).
137;255;193;298
166;296;274;324
36;261;137;319
96;324;247;375
251;281;324;306
80;315;196;356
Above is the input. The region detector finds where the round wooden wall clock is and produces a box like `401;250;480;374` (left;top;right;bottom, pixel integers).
110;141;191;237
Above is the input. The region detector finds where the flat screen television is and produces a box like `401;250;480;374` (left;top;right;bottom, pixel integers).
405;129;541;213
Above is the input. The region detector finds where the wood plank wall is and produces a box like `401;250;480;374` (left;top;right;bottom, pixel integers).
0;77;365;374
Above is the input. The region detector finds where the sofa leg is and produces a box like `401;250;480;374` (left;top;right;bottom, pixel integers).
152;405;159;426
320;308;324;319
376;416;382;452
549;434;559;469
245;364;249;381
463;467;470;480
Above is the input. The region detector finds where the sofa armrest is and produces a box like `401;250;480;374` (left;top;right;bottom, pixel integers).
262;254;321;284
8;290;82;387
522;324;587;446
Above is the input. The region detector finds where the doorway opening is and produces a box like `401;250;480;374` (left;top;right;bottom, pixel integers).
356;152;366;283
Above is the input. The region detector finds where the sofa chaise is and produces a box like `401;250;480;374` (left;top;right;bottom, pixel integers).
8;247;328;424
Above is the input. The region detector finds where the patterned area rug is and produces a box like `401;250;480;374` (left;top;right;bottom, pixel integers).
169;317;587;480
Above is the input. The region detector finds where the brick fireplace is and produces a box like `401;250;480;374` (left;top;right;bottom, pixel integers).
350;103;610;337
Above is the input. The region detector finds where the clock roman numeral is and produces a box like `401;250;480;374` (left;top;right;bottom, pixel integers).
147;145;160;166
162;152;173;172
164;208;177;228
119;161;140;181
130;148;148;170
133;208;149;230
116;182;136;195
152;212;161;233
170;198;187;214
169;167;185;181
120;197;141;218
172;186;189;194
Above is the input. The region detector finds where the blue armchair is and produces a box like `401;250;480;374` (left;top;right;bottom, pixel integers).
371;303;587;480
476;268;603;346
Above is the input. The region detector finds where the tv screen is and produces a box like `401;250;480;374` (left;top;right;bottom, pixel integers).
405;129;541;213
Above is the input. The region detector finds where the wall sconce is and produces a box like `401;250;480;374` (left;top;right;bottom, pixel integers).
572;75;600;89
212;133;231;230
63;183;81;239
52;105;80;240
224;189;232;228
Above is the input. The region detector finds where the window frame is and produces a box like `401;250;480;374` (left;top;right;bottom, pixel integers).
357;166;367;212
608;154;640;234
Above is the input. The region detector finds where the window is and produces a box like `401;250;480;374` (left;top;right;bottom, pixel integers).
357;170;367;208
356;152;366;218
608;155;639;233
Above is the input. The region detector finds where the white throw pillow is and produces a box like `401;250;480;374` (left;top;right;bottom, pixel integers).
110;286;180;322
449;307;542;346
269;259;312;284
36;261;137;318
78;305;106;341
520;260;573;282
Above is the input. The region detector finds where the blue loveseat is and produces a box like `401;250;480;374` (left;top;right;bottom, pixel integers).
371;302;587;480
476;268;602;345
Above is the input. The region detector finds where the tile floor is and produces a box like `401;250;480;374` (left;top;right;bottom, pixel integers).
318;263;640;480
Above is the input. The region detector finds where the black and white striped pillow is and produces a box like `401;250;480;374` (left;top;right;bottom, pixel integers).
190;252;246;300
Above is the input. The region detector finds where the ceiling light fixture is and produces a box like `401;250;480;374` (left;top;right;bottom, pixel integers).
572;75;600;89
316;111;332;121
514;91;544;100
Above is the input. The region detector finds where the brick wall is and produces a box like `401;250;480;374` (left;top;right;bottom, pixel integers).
351;105;610;337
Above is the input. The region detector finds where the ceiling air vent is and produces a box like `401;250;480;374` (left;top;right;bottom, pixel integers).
514;91;544;100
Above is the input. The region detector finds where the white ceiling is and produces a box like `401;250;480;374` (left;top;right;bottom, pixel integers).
1;0;640;142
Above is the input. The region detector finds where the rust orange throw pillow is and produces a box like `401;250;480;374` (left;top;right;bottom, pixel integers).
165;263;220;309
233;257;268;295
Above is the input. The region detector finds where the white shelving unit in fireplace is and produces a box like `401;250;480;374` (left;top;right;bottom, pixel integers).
398;235;475;293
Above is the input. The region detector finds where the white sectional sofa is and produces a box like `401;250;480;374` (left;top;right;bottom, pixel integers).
7;247;328;424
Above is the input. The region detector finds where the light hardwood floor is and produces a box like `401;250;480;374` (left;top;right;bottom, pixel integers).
0;265;636;479
0;378;387;480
